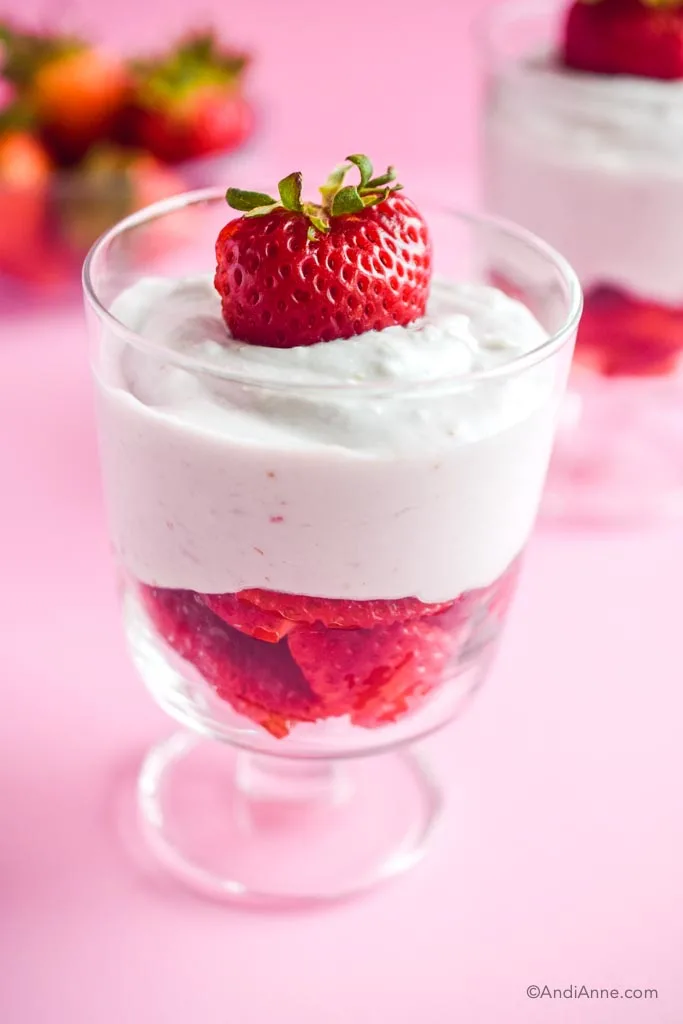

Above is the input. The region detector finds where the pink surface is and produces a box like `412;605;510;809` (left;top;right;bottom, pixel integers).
2;0;683;1021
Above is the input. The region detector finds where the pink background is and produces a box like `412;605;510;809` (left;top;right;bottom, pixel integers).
2;0;683;1021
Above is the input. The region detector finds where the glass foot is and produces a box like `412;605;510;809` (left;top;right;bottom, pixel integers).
137;732;442;907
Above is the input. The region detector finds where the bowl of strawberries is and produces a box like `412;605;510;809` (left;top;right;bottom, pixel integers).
0;21;254;296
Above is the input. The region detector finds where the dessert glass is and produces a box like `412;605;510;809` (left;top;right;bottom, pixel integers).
83;188;581;906
480;0;683;524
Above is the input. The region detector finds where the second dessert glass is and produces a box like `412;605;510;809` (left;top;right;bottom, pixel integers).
480;0;683;525
84;188;581;906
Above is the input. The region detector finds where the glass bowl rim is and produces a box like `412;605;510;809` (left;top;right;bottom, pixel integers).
82;186;583;394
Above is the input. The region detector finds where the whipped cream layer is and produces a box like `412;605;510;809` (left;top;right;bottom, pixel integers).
484;57;683;304
95;275;560;602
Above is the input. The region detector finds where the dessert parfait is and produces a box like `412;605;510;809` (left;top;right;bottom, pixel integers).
482;0;683;521
85;157;580;901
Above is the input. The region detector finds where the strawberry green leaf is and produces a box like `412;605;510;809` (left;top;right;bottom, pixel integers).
278;171;303;212
346;153;373;188
227;187;278;211
361;188;391;208
303;202;330;234
0;25;82;87
244;202;281;218
331;185;365;216
366;166;397;189
134;30;248;109
0;98;34;133
319;162;350;207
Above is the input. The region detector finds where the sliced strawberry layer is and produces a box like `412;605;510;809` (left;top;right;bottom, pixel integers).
140;561;520;737
489;271;683;378
576;286;683;378
288;619;455;726
238;589;453;629
198;592;294;643
140;585;319;737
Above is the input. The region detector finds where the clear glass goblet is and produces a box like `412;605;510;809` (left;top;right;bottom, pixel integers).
479;0;683;525
83;188;580;906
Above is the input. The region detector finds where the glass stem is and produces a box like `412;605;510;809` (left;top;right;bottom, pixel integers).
234;752;349;806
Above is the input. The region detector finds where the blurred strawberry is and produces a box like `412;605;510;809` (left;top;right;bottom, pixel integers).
32;45;131;164
576;285;683;376
55;144;185;252
122;31;252;164
563;0;683;80
0;126;55;280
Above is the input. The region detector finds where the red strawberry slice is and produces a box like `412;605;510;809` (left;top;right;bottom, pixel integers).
563;0;683;81
198;629;320;738
215;155;432;348
576;285;683;376
351;658;436;727
238;588;453;629
288;620;454;725
140;585;319;737
198;592;294;643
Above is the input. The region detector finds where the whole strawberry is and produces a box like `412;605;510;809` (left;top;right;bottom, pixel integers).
214;155;432;348
122;32;252;164
563;0;683;79
0;23;131;163
32;46;131;163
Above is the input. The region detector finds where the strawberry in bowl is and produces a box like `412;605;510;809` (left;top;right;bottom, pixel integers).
89;155;563;740
0;20;254;294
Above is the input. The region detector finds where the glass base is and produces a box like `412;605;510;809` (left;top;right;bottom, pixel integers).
541;371;683;527
137;732;442;907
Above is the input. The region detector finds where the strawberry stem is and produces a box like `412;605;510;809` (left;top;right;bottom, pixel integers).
224;154;402;236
